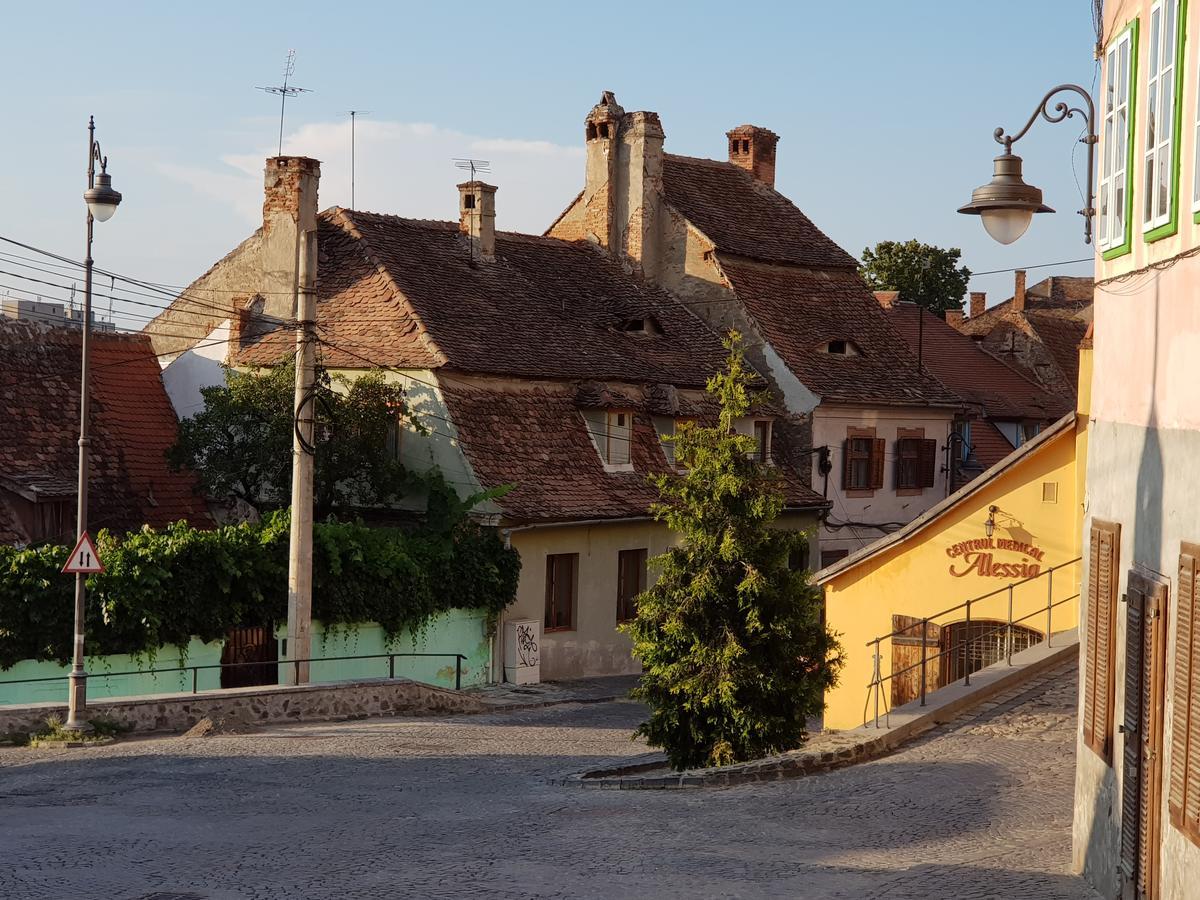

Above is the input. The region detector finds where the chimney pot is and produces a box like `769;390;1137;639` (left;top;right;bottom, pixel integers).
458;181;497;262
873;290;900;309
969;291;986;318
726;124;779;188
1013;269;1027;312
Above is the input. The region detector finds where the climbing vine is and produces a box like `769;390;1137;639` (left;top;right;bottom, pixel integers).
0;507;520;670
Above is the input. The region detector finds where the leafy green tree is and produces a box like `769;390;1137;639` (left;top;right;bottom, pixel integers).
859;239;972;315
168;363;421;519
623;333;843;770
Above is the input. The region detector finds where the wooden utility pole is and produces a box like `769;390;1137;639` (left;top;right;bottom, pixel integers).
286;229;316;684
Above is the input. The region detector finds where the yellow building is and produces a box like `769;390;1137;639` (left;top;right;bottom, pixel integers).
817;408;1087;731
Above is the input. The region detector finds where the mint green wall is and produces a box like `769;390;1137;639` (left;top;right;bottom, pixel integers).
0;638;223;707
0;609;490;707
279;609;491;689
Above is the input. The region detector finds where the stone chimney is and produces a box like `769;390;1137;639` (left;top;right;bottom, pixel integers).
618;110;665;275
458;181;497;262
969;291;986;318
874;290;900;309
581;91;624;250
1013;269;1027;312
945;309;965;328
727;125;779;188
261;156;320;319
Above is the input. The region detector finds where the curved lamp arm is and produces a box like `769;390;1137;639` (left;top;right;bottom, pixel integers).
992;84;1099;243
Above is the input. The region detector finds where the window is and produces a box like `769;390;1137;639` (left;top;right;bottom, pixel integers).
819;339;860;356
1083;520;1120;763
1170;543;1200;844
1144;0;1182;235
752;420;771;463
385;415;403;462
653;416;678;467
1100;21;1138;255
616;548;647;623
895;432;937;492
545;553;577;631
954;420;972;464
820;549;849;569
583;409;632;468
30;498;71;544
828;339;847;354
842;430;884;492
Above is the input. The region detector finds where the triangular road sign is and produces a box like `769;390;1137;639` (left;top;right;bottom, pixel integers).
62;531;104;574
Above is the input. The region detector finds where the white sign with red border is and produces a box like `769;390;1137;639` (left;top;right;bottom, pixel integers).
62;532;104;574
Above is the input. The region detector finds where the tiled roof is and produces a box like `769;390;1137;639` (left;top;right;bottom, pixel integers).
969;420;1017;471
960;276;1093;332
242;209;730;388
662;155;858;269
717;259;961;408
884;303;1069;421
443;384;827;524
1025;310;1089;391
0;320;211;545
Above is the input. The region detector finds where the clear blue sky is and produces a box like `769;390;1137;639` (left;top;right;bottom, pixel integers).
1;1;1098;331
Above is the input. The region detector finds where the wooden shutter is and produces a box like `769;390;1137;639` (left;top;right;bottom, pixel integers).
1085;521;1120;762
841;439;853;490
1121;577;1147;883
918;439;937;488
1171;544;1200;842
870;438;886;490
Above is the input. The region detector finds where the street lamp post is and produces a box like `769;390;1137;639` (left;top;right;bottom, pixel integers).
65;116;122;731
958;84;1097;245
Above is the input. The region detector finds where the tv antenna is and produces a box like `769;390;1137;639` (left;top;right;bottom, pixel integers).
348;110;371;209
257;50;311;155
453;158;491;180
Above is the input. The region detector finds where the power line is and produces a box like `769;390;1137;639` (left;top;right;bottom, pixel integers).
970;257;1093;277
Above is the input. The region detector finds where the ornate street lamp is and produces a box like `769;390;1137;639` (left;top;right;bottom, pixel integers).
959;85;1097;245
985;505;999;539
65;116;122;731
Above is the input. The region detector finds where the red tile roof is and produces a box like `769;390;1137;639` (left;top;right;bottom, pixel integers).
443;384;827;525
241;209;731;388
662;154;858;270
968;420;1017;471
884;303;1070;421
716;260;960;408
0;320;211;544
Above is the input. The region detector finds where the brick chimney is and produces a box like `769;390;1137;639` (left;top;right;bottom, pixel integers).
969;291;986;318
581;91;624;251
458;181;497;262
1013;269;1027;312
874;290;900;309
727;125;779;188
945;309;965;329
261;156;320;319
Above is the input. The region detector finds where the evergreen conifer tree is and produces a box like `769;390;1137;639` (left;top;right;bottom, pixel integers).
624;333;843;770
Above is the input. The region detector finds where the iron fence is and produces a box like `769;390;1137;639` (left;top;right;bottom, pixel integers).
863;556;1082;728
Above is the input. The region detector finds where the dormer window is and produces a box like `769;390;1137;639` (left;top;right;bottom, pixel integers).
582;408;633;470
617;316;662;337
753;420;771;463
819;339;860;356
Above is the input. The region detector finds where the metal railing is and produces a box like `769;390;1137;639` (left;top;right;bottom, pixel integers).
863;556;1081;728
0;651;470;704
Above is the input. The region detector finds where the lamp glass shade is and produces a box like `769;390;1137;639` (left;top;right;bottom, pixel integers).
84;172;122;222
980;207;1034;245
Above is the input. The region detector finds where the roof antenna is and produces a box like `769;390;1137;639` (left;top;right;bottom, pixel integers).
257;50;311;156
348;110;371;210
452;159;492;264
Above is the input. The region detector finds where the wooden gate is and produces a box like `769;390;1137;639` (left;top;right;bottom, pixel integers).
890;616;942;707
1121;571;1168;899
220;626;279;689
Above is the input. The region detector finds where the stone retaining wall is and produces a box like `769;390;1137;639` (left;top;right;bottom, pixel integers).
0;677;486;738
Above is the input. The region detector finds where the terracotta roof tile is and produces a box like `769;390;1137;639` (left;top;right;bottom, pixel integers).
884;303;1070;421
0;320;211;544
663;155;858;269
717;259;960;408
444;384;826;524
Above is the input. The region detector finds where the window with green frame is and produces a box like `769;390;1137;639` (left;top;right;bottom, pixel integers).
1142;0;1186;241
1100;21;1139;257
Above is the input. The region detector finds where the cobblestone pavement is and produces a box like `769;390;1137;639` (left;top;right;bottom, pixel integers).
0;663;1096;899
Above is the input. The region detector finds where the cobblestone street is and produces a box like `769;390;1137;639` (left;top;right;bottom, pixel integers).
0;664;1096;899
